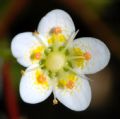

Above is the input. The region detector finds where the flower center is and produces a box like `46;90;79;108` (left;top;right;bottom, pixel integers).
45;52;66;72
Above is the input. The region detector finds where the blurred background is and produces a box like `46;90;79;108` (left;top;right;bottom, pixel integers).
0;0;120;119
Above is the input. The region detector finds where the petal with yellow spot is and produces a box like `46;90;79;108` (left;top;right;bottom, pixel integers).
53;75;91;111
20;65;52;104
30;46;45;63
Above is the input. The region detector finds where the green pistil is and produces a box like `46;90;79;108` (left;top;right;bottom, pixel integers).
45;51;66;72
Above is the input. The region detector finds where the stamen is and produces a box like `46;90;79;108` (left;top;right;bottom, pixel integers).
65;66;77;75
84;52;91;60
21;70;25;75
70;56;85;60
34;53;41;60
51;27;62;34
63;30;79;51
26;66;39;73
63;30;79;52
66;80;74;89
32;31;48;47
52;77;59;105
53;98;58;105
37;74;46;84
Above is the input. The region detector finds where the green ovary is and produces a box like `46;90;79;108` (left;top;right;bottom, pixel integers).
45;52;66;72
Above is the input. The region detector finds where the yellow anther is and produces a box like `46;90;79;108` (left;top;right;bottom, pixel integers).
32;31;39;36
51;27;62;34
32;31;47;47
53;98;58;105
73;48;84;55
84;52;91;60
21;70;25;75
48;34;66;45
31;46;44;61
66;80;74;89
37;74;46;84
58;79;66;88
34;53;41;60
36;69;47;84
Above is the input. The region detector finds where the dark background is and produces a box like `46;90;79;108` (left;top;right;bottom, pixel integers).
0;0;120;119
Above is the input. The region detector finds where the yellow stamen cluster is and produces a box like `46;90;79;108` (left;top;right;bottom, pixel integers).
48;34;66;44
71;47;91;68
24;28;93;105
37;74;46;84
51;27;62;34
31;29;91;92
66;80;74;89
84;52;91;60
31;46;44;61
58;74;77;89
35;69;48;87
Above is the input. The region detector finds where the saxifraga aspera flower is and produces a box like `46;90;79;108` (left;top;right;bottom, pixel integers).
11;9;110;111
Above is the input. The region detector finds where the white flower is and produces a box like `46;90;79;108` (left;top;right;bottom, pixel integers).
11;9;110;111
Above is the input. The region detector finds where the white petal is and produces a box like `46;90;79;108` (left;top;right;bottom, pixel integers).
53;77;91;111
72;37;110;74
20;64;52;104
11;32;44;67
37;9;75;39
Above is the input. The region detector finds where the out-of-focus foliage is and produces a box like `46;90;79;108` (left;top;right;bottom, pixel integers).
0;38;22;93
0;38;11;60
84;0;112;13
0;58;3;98
11;61;24;94
0;0;10;17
